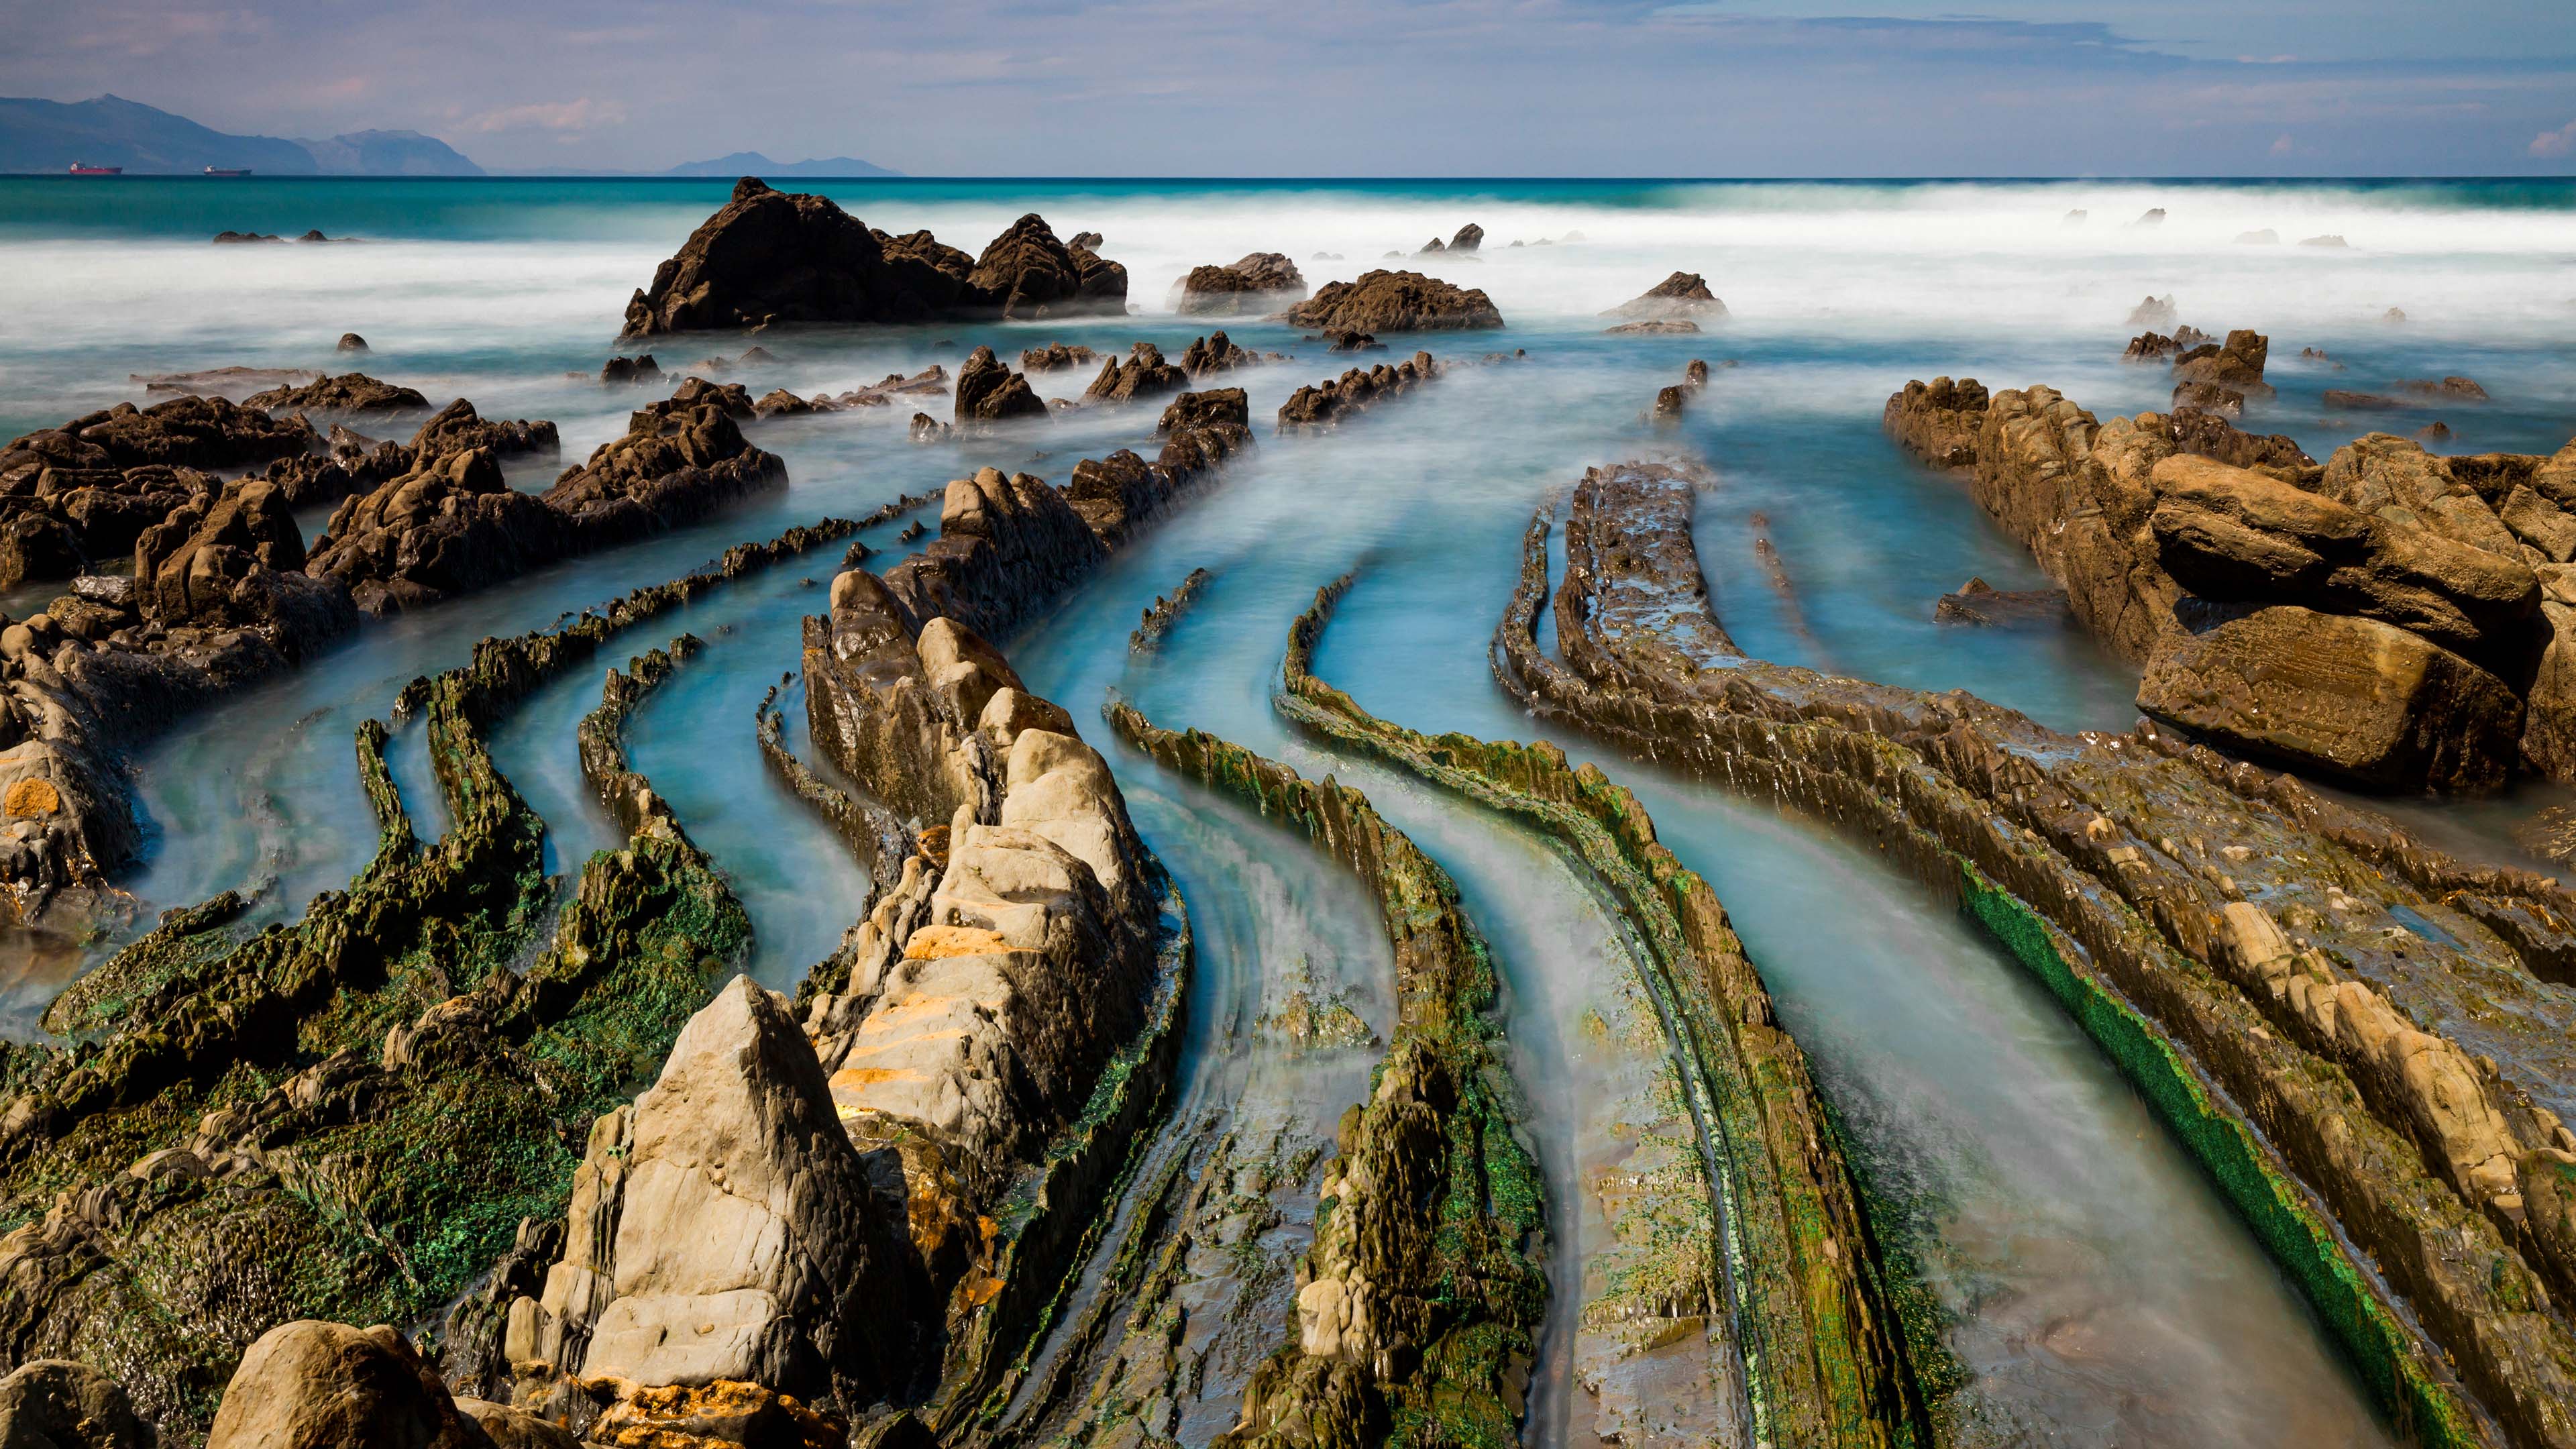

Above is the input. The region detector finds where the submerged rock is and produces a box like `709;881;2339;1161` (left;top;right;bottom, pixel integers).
1275;270;1503;333
1935;576;2070;627
1602;271;1726;323
239;372;431;417
1277;352;1440;431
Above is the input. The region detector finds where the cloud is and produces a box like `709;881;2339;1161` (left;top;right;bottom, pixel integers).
466;97;628;135
2534;119;2576;156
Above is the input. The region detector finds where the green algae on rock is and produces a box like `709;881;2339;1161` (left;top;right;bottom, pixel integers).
1108;701;1546;1449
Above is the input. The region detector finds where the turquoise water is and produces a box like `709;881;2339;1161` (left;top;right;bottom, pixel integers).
7;174;2566;1444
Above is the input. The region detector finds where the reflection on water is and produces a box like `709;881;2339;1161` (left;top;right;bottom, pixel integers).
9;174;2564;1440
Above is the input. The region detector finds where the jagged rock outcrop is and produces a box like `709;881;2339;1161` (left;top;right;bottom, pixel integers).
2172;329;2273;396
5;396;310;475
953;346;1047;425
1603;271;1726;323
1447;222;1484;252
239;372;431;417
205;1322;485;1449
130;478;313;631
1175;253;1307;315
1156;388;1249;439
1081;343;1187;403
308;388;782;613
1276;270;1503;332
408;397;560;460
504;977;920;1407
602;354;663;386
1179;330;1279;375
965;213;1127;320
1277;352;1441;431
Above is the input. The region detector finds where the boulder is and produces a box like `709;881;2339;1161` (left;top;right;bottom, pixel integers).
1176;253;1308;315
1081;343;1187;403
953;347;1048;424
205;1321;490;1449
602;355;663;386
1275;270;1503;332
2147;453;2536;655
131;477;311;630
535;977;916;1401
1602;272;1726;323
753;388;821;417
1157;388;1250;437
2137;602;2522;790
0;1360;156;1449
621;178;989;334
336;332;368;352
1448;223;1484;252
967;213;1126;320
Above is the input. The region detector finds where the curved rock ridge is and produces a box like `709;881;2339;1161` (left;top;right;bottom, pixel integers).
1276;352;1440;431
621;180;1128;334
1275;270;1503;333
1603;270;1728;323
309;387;786;613
0;517;873;1442
1887;374;2576;791
1496;457;2576;1449
1273;575;1931;1444
1175;252;1308;315
1106;701;1545;1449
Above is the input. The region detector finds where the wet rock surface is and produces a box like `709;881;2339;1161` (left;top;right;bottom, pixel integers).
239;372;431;417
1274;270;1503;333
1276;352;1440;431
1081;343;1189;404
1176;253;1308;315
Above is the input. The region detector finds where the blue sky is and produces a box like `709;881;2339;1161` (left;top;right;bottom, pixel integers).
1;0;2570;175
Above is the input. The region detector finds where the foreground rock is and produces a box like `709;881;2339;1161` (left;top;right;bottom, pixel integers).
1886;371;2576;790
1602;270;1727;323
206;1322;487;1449
622;179;1128;334
1275;270;1503;333
1175;252;1307;315
0;1360;156;1449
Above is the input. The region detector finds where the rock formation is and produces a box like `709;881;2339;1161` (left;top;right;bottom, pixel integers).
1020;342;1097;372
239;372;431;417
953;346;1047;425
1080;342;1187;403
0;1360;157;1449
621;180;1128;334
1886;373;2576;791
1447;221;1484;252
206;1322;488;1449
1175;253;1308;315
2171;329;2273;397
336;332;368;352
1277;352;1440;431
1179;330;1281;374
309;386;784;612
1603;271;1727;323
1275;270;1503;333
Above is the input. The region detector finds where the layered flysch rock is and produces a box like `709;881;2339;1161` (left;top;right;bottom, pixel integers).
238;372;431;417
1277;352;1440;431
1497;458;2576;1448
0;398;315;588
622;180;1128;334
309;386;786;612
1275;270;1503;332
1888;372;2576;791
1175;252;1308;315
953;345;1048;425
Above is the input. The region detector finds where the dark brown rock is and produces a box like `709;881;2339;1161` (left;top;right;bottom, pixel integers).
239;372;431;417
2172;329;2271;396
335;332;367;352
622;178;988;334
407;398;559;461
308;448;566;613
132;477;309;629
2124;331;2180;361
1081;343;1187;404
1157;388;1250;437
1448;222;1484;252
1276;270;1503;333
1180;331;1271;374
1176;253;1307;315
2399;376;2489;402
541;394;786;547
1277;353;1440;431
954;346;1048;424
0;1360;156;1449
1880;376;1988;469
1935;576;2070;627
2324;390;2410;412
968;213;1127;320
1020;342;1098;372
601;354;663;386
2171;380;2245;416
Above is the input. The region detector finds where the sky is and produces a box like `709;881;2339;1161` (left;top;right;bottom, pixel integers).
1;0;2571;176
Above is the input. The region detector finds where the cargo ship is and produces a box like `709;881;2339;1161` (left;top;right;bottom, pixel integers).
203;166;252;177
66;163;122;176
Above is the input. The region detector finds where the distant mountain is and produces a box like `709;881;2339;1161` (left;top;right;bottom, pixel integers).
0;95;482;175
664;151;901;178
294;129;482;176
